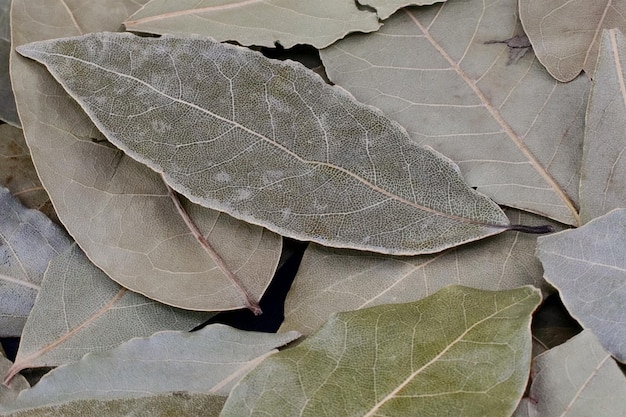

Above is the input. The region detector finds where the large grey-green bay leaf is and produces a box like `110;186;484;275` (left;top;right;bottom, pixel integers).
10;0;281;311
17;32;511;255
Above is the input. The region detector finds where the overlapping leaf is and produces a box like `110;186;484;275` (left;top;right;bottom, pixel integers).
17;31;514;256
359;0;445;20
3;325;300;412
537;209;626;363
124;0;381;48
221;286;541;417
0;0;18;126
0;125;55;220
0;352;29;406
580;29;626;223
321;0;589;226
4;244;212;382
519;0;626;82
525;330;626;417
10;0;282;311
0;187;71;337
0;392;226;417
280;208;559;335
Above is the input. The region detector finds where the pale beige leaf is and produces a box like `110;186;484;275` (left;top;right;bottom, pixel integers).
280;208;560;335
10;0;282;311
4;244;212;382
580;29;626;223
0;187;71;337
321;1;589;226
0;0;18;126
358;0;445;20
124;0;381;48
3;325;300;411
519;0;626;82
0;392;226;417
526;330;626;417
17;32;516;256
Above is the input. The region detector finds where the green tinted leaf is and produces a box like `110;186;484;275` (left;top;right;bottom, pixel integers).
537;209;626;362
5;244;212;381
359;0;445;20
4;325;300;411
321;1;588;226
525;330;626;417
0;352;29;406
17;32;511;256
580;29;626;223
222;286;541;417
0;0;18;126
124;0;381;48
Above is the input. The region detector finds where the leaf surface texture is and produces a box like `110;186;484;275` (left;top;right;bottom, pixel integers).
519;0;626;82
526;330;626;416
580;29;626;223
124;0;381;48
17;32;511;255
10;0;282;311
280;209;559;335
321;1;589;225
6;244;212;380
537;209;626;362
222;285;541;417
0;187;71;337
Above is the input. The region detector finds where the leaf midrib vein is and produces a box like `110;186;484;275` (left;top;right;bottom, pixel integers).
35;48;504;229
404;8;580;225
362;292;533;416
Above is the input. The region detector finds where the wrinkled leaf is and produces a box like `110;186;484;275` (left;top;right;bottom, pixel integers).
0;187;71;337
221;286;541;417
525;330;626;417
0;124;55;220
321;1;589;226
358;0;445;20
10;0;282;311
4;243;212;381
1;392;226;417
124;0;381;48
18;32;514;256
3;324;300;411
0;0;18;126
280;209;559;335
537;209;626;363
519;0;626;82
580;29;626;223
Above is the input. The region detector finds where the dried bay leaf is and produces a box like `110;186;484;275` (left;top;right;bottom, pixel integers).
124;0;381;48
4;244;212;382
3;324;300;412
0;352;29;406
525;330;626;417
537;209;626;363
280;208;560;335
358;0;445;20
0;187;72;337
0;0;18;126
321;1;589;226
17;32;516;256
0;392;226;417
10;0;282;312
519;0;626;82
221;286;541;417
580;29;626;224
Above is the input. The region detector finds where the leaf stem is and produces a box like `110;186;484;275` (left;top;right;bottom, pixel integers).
164;180;262;315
